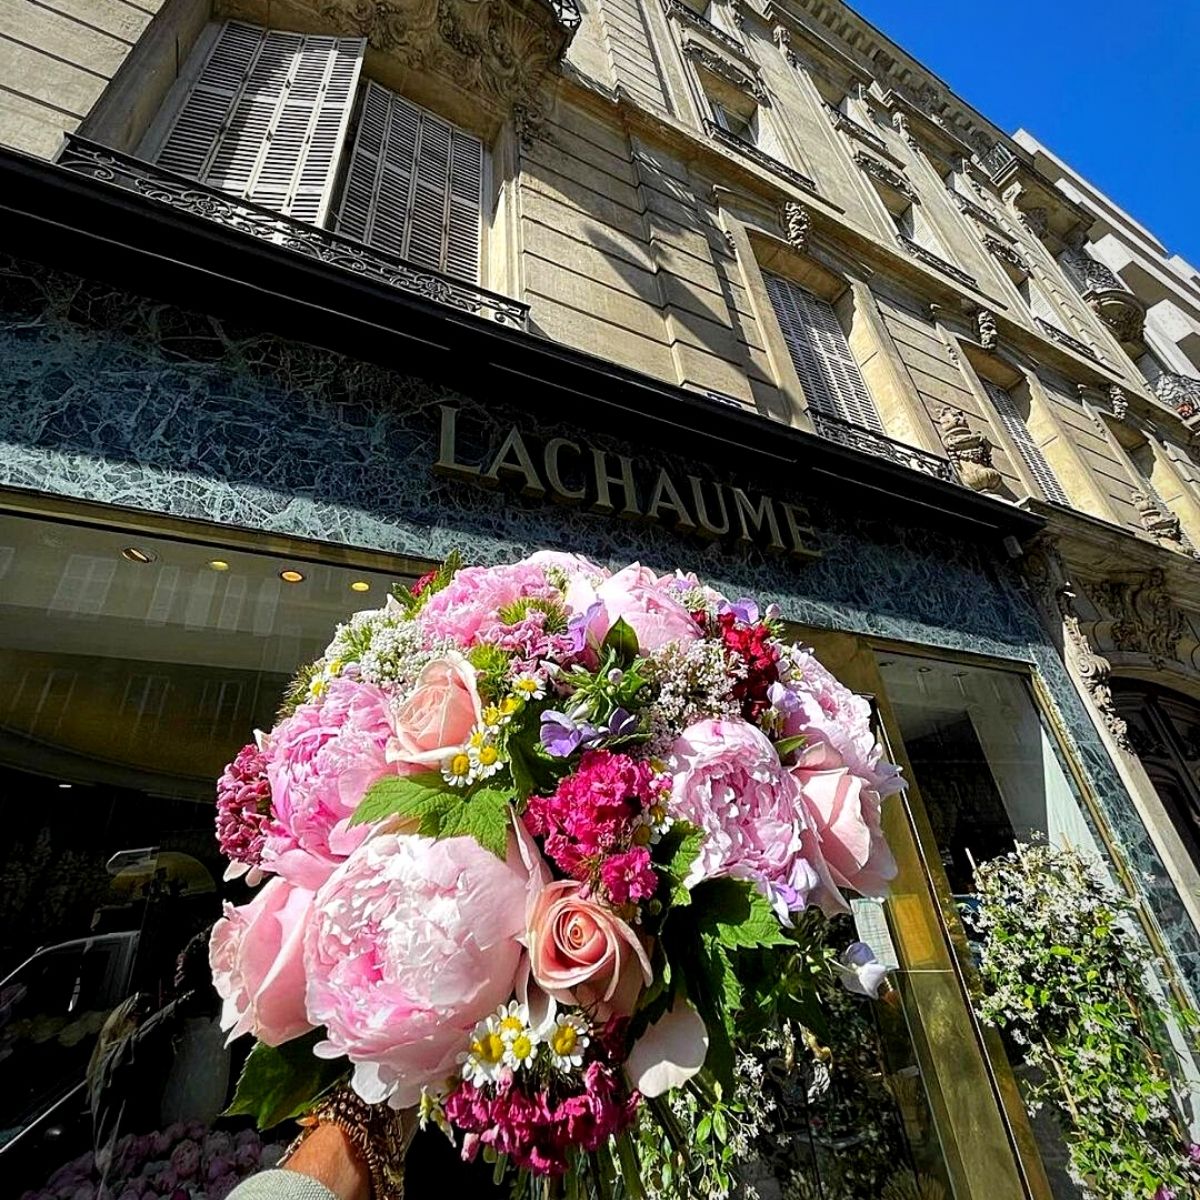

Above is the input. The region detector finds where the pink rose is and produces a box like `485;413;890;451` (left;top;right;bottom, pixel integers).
669;718;847;919
386;653;482;769
792;742;897;898
527;880;651;1019
209;876;314;1046
567;563;701;654
305;832;527;1109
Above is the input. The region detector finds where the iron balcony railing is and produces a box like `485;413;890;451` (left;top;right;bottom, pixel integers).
811;412;959;484
548;0;582;32
56;135;531;329
1154;372;1200;421
1033;317;1099;362
702;120;818;194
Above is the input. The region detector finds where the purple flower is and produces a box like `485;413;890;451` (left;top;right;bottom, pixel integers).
719;597;760;625
540;711;597;758
567;602;602;654
604;708;638;739
1189;1143;1200;1164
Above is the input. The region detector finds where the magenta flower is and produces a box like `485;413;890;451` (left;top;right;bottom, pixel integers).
215;743;272;881
599;847;657;906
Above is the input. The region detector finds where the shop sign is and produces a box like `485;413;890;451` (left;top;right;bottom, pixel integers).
433;405;820;559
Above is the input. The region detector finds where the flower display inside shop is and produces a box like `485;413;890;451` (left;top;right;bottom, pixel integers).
209;552;905;1191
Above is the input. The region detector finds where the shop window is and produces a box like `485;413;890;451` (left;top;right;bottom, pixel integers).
979;377;1070;505
763;273;885;434
148;22;484;283
0;508;415;1195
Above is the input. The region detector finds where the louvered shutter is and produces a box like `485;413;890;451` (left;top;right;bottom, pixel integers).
764;273;884;433
981;379;1070;505
334;81;483;282
155;22;365;225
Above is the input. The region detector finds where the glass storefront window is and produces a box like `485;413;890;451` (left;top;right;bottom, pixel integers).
0;510;407;1197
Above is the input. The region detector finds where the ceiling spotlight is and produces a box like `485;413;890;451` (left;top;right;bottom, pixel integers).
121;547;156;564
58;782;73;789
350;580;371;593
208;559;231;572
279;569;305;584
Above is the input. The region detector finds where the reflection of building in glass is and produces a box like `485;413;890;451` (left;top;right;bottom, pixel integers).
0;0;1199;1195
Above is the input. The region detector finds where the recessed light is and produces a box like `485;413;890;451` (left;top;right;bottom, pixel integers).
350;580;371;593
208;559;231;572
121;547;156;564
58;782;73;789
279;569;305;584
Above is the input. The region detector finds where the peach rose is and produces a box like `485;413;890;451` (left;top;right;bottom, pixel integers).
527;880;651;1019
385;652;482;769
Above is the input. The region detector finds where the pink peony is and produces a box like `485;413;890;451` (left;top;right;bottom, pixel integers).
526;880;651;1019
417;563;560;647
567;563;701;654
792;741;897;898
385;653;482;770
776;650;904;797
215;743;272;880
520;550;609;581
668;718;847;919
304;831;528;1109
209;875;315;1046
263;676;393;889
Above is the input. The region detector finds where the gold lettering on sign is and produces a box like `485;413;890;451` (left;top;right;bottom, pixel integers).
485;426;546;497
544;437;586;502
592;449;641;518
434;404;481;480
647;468;697;531
431;407;821;558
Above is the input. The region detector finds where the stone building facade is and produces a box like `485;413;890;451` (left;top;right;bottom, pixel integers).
2;1;1200;1198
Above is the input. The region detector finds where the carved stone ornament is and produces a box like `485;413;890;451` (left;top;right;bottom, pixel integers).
1023;540;1133;752
1018;206;1049;239
316;0;568;143
937;407;1004;494
1131;489;1185;546
1109;385;1129;421
977;307;998;350
1087;568;1187;670
772;24;797;67
682;37;766;101
982;234;1029;276
723;228;737;256
1154;372;1200;421
853;150;915;200
892;111;919;150
783;201;811;253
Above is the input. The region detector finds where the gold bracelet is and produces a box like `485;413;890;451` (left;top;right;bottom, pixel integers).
282;1085;414;1200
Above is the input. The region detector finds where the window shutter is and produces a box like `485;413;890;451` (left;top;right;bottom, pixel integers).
764;273;883;433
981;379;1070;505
155;22;365;225
334;81;483;283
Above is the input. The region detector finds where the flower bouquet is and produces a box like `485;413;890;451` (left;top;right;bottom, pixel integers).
210;553;903;1193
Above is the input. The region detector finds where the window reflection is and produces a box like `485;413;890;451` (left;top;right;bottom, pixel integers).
0;511;401;1196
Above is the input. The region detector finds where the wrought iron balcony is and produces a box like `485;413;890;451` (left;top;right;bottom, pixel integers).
548;0;582;31
55;136;530;329
703;120;817;194
660;0;745;57
1154;372;1200;421
811;412;958;484
1060;248;1145;342
1033;317;1099;362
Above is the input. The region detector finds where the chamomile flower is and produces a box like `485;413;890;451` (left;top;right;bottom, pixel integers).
547;1013;590;1072
467;724;503;780
458;1017;507;1087
494;1000;530;1041
502;1029;539;1071
511;673;546;702
441;750;474;788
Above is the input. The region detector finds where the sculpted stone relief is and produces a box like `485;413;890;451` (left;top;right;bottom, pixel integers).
314;0;567;140
1085;568;1189;671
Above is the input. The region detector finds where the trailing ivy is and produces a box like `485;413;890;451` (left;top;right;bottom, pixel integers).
973;843;1200;1200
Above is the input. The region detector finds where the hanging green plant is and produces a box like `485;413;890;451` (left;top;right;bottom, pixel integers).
973;842;1200;1200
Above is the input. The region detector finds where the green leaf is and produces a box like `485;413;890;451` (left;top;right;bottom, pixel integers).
694;878;789;950
440;787;512;858
656;820;705;907
773;734;807;761
225;1031;348;1130
601;617;640;666
350;771;455;827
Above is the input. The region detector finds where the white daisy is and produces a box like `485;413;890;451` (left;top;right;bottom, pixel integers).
511;673;546;702
441;750;475;788
502;1029;539;1071
458;1016;506;1087
547;1013;590;1073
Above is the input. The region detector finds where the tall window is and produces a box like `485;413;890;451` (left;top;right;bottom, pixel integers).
764;274;884;433
979;379;1070;505
150;22;484;282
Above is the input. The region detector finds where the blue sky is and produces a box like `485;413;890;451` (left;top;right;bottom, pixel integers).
847;0;1200;267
